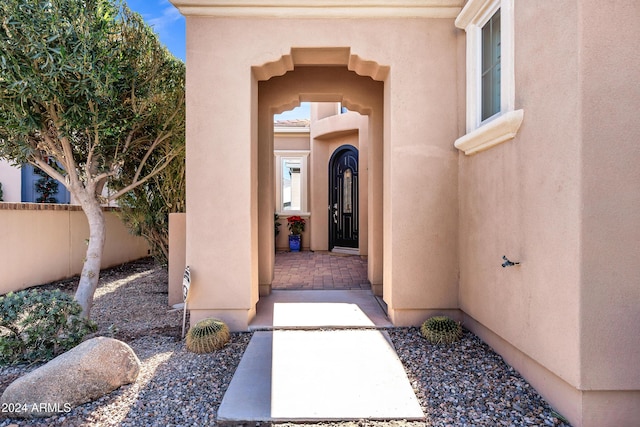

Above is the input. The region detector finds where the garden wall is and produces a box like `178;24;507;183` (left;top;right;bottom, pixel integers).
0;203;149;295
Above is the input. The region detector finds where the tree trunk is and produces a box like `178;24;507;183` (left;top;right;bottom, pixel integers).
74;194;106;319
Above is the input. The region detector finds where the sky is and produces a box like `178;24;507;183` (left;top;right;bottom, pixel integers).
126;0;185;62
125;0;309;121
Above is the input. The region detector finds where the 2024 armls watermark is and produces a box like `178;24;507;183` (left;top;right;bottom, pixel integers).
2;402;72;414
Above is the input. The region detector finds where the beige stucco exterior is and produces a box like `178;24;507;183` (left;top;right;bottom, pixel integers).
178;12;459;331
0;204;149;294
170;1;640;425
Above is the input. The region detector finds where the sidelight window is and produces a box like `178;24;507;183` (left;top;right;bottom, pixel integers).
274;150;309;214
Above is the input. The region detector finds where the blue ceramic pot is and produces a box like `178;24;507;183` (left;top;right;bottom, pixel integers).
288;234;301;252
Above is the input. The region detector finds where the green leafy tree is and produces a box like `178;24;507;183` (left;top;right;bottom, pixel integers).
118;143;185;265
0;0;185;318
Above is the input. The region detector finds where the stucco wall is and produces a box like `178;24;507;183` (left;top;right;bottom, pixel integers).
0;204;149;295
579;0;640;396
458;1;640;425
459;0;582;386
274;131;311;252
168;212;186;306
274;133;310;151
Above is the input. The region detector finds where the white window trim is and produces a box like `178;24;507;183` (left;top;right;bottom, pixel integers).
274;150;310;215
455;0;524;155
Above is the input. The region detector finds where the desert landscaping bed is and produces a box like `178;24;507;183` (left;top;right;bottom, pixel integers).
1;258;570;426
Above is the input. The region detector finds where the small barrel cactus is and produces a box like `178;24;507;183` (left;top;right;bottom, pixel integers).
185;318;230;353
420;316;462;344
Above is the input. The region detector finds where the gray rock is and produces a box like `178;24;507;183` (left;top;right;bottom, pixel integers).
0;337;140;418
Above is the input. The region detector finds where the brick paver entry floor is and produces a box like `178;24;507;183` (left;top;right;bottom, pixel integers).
273;251;370;290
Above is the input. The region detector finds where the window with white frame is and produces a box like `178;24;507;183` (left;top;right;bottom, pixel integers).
481;8;501;121
274;150;309;214
454;0;524;155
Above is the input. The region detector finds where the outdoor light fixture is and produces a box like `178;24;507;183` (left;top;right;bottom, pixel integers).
501;255;520;268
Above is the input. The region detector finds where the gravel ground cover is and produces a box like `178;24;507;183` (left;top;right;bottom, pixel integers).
1;258;571;426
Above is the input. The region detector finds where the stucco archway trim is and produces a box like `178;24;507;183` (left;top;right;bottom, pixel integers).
252;48;389;83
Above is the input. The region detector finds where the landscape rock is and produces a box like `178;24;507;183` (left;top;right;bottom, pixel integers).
0;337;140;418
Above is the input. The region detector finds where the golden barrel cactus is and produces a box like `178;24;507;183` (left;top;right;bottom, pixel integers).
420;316;462;344
185;318;230;353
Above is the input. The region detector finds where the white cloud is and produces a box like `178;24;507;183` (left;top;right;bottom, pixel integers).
147;1;182;33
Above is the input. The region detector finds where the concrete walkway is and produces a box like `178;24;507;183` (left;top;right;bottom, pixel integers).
217;290;425;424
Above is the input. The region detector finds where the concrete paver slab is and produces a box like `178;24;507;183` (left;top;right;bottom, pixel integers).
219;290;422;424
218;330;425;423
217;332;273;423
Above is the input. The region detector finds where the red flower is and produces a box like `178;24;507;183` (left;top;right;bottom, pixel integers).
287;216;306;235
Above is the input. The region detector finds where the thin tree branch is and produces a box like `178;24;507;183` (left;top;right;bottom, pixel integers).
132;132;173;183
46;105;81;190
92;169;117;183
86;100;99;178
39;131;66;160
31;157;66;185
117;127;136;159
107;148;181;201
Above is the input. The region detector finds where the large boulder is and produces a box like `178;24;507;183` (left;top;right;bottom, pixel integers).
0;337;140;418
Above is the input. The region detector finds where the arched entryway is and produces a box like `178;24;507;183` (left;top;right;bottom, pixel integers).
256;55;385;301
179;8;462;332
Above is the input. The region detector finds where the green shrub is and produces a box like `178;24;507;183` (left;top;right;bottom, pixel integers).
0;289;97;365
185;318;230;354
420;316;462;344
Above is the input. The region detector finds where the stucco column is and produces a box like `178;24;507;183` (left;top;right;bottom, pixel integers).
184;18;259;331
367;107;384;294
258;94;275;296
382;29;460;326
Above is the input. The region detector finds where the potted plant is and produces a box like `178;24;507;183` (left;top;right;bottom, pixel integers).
287;215;306;252
275;213;281;237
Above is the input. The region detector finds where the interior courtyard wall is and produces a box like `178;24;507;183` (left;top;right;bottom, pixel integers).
274;134;310;151
273;130;311;252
